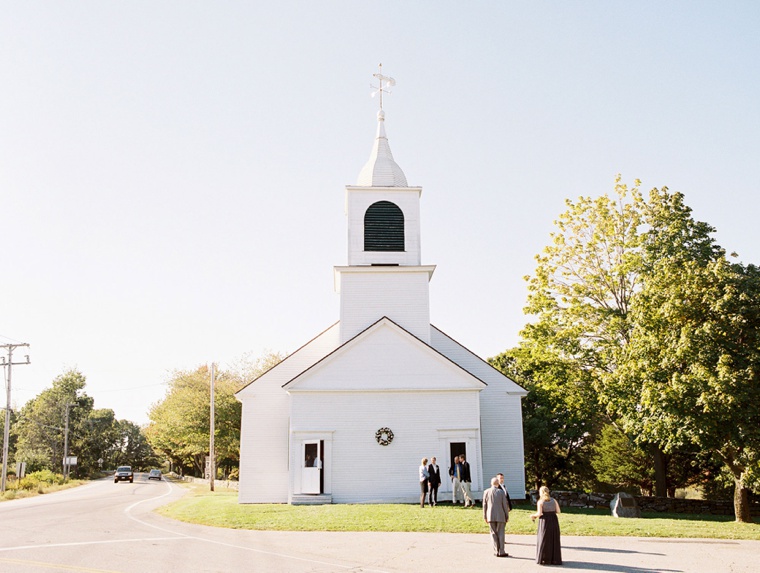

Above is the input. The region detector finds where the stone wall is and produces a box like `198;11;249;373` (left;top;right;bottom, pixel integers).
538;491;760;517
173;474;239;490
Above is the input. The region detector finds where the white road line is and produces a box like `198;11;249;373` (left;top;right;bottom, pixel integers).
0;557;119;572
2;480;391;573
0;537;185;552
123;481;392;573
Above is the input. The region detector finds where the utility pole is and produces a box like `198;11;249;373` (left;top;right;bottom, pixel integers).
63;403;76;480
1;343;30;493
209;363;215;492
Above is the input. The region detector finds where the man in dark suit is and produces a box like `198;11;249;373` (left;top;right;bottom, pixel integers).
459;454;474;507
497;473;513;510
483;476;510;557
427;457;441;506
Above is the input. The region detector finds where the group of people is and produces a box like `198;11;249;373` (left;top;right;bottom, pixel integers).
418;457;441;507
417;457;563;565
483;479;563;566
449;454;474;507
417;455;476;508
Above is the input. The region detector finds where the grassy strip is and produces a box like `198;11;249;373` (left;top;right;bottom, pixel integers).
157;486;760;540
0;480;87;502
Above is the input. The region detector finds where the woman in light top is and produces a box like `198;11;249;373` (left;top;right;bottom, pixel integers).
531;486;562;565
419;458;430;508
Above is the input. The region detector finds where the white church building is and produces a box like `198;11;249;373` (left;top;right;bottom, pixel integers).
236;88;526;504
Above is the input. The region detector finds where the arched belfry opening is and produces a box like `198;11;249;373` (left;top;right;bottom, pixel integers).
364;201;404;252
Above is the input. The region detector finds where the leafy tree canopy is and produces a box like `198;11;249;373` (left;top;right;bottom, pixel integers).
146;351;283;478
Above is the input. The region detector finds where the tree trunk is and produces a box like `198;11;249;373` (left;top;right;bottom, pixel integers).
734;476;751;523
651;443;668;497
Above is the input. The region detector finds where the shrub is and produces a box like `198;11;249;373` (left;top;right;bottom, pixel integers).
19;470;64;490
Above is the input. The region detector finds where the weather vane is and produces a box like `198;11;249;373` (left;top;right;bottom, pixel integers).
370;63;395;111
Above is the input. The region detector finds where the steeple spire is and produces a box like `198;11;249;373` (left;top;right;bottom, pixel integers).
371;63;395;111
357;65;408;187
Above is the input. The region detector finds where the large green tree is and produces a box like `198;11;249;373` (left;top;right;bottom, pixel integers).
511;177;681;493
14;369;94;475
490;346;600;492
611;239;760;522
13;369;157;476
590;423;654;494
146;366;217;476
146;352;283;478
511;179;751;502
112;419;160;470
522;176;643;374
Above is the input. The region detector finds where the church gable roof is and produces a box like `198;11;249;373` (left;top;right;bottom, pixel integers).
430;325;528;396
235;322;341;397
284;317;485;392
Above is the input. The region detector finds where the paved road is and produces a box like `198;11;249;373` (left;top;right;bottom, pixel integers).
0;477;756;572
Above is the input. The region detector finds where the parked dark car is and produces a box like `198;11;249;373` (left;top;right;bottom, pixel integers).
114;466;134;483
148;469;162;481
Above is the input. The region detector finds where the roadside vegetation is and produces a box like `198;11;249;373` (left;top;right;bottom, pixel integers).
0;470;85;501
157;485;759;540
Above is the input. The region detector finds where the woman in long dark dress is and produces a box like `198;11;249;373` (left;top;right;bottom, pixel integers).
531;486;562;565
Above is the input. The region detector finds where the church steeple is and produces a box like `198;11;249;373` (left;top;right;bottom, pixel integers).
356;109;408;187
334;67;435;344
344;103;422;267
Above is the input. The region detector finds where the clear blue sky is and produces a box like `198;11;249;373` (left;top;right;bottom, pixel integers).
3;2;759;425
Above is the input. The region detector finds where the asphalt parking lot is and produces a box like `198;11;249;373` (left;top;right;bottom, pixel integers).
256;530;760;573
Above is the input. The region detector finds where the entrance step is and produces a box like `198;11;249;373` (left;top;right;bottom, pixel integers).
291;493;333;505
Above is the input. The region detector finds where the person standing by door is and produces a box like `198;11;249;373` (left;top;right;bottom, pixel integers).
419;458;430;508
459;454;474;507
427;457;441;506
450;455;462;504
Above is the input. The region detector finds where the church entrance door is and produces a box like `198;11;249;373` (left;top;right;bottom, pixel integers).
450;441;467;463
302;440;322;494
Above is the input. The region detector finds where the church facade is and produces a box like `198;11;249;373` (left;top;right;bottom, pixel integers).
236;98;526;504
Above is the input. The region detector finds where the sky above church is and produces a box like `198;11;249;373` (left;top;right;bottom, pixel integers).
3;2;759;425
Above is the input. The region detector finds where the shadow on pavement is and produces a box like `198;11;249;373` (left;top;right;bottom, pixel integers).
562;563;681;572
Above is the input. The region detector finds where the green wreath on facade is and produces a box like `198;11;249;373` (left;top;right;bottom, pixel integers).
375;427;394;446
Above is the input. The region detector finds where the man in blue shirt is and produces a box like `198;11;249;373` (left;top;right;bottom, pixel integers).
450;455;462;504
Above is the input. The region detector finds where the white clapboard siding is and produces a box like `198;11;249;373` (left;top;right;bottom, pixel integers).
237;323;341;503
480;388;526;499
335;267;433;344
430;326;527;498
237;320;526;504
237;390;289;503
290;389;481;503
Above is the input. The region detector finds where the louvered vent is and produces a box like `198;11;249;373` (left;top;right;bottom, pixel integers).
364;201;404;252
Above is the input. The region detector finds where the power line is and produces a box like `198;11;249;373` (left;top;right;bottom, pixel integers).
0;334;25;344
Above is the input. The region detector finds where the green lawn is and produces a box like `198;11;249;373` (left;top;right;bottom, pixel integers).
156;486;760;540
